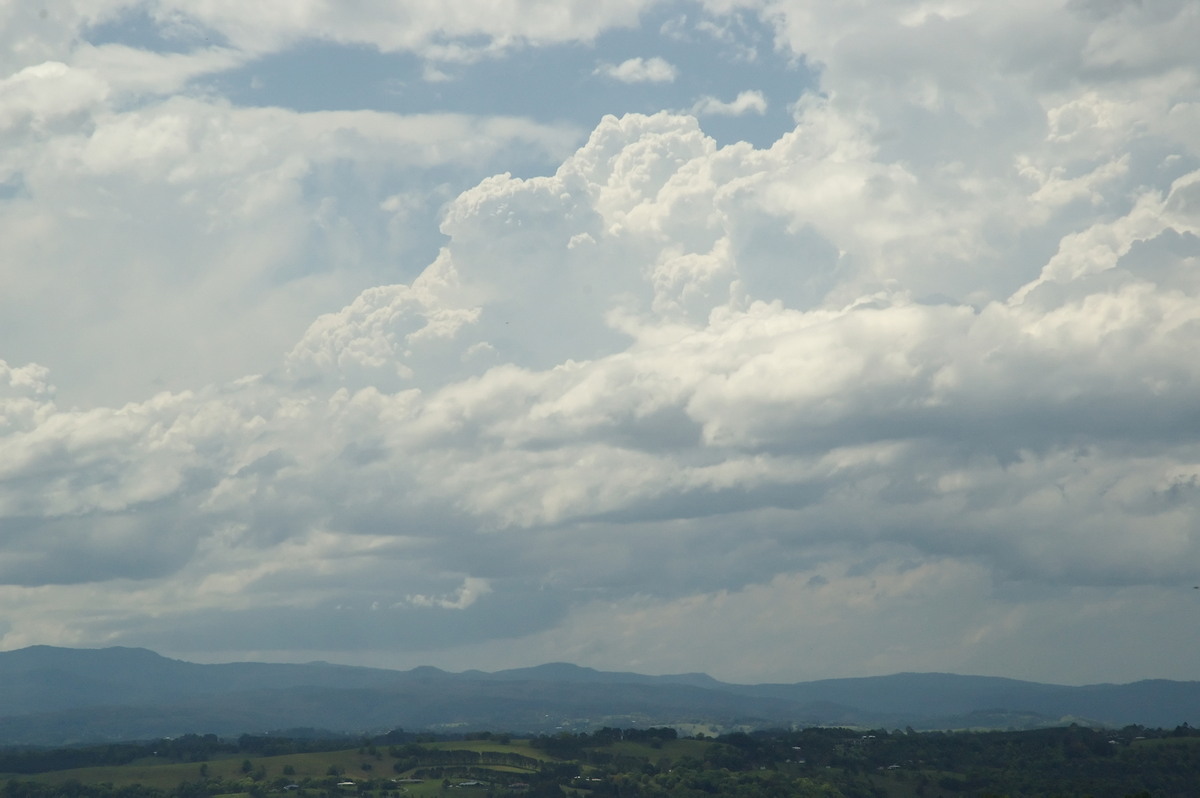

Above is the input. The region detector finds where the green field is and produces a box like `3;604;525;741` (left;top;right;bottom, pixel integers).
7;725;1200;798
605;738;709;761
7;741;556;795
13;748;381;788
420;739;547;761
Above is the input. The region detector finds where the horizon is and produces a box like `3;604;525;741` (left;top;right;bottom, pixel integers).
2;1;1200;688
4;643;1181;689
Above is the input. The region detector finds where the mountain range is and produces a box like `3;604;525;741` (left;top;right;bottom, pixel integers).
1;646;1197;746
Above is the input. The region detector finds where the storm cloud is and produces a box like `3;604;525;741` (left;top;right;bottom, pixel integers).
1;0;1199;685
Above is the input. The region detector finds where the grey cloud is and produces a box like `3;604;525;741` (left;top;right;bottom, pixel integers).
0;511;202;586
3;0;1200;683
101;582;571;655
263;136;1200;608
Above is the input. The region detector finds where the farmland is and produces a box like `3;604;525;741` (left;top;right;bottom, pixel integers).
5;724;1200;798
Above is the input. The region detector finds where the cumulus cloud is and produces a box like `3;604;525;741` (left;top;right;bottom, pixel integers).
690;89;767;116
595;56;678;83
8;95;1200;677
2;0;1200;684
0;78;580;406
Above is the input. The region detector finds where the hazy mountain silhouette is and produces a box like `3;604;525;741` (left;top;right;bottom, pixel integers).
0;647;1196;745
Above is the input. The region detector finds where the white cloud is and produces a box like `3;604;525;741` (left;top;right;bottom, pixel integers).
147;0;662;60
0;61;109;133
406;577;493;610
6;91;1200;678
690;89;767;116
595;56;678;83
69;43;249;96
0;82;580;407
2;0;1200;686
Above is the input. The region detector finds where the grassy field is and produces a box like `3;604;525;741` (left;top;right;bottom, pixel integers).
6;741;554;793
420;739;547;760
606;739;709;761
12;749;379;788
0;736;720;798
1128;735;1200;749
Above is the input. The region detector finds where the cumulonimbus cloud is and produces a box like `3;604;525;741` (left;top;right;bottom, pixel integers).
1;0;1199;683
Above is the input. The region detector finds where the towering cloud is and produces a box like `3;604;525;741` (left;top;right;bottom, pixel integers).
0;0;1198;684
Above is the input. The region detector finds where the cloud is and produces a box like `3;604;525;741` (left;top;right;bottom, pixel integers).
0;61;109;133
0;78;580;407
413;556;1200;684
690;89;767;116
7;93;1200;677
406;577;493;610
145;0;662;61
2;0;1200;685
70;43;249;96
595;56;678;84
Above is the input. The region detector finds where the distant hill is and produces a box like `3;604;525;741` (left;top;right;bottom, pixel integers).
0;646;1196;745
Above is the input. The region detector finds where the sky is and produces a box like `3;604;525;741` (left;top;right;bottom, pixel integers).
1;0;1199;687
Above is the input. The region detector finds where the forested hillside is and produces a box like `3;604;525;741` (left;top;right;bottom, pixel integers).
3;647;1200;745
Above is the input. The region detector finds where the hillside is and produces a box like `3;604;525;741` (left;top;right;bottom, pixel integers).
0;647;1197;745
